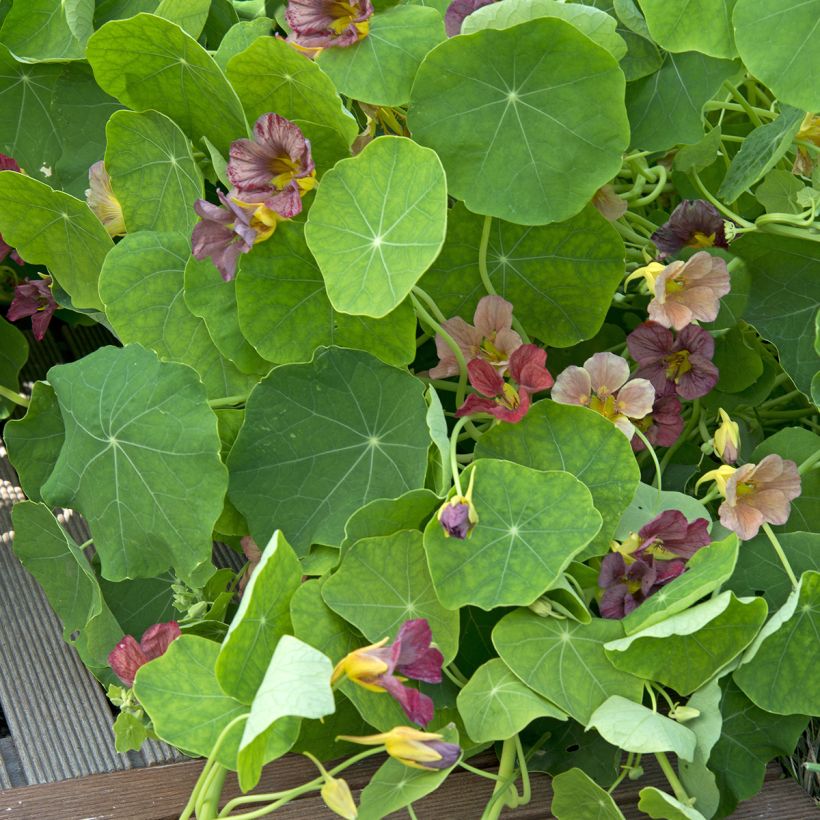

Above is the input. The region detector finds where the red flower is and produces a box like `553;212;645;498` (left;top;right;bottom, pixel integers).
6;277;57;341
632;394;684;451
108;622;181;687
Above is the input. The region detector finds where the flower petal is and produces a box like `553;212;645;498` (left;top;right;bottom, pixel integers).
584;352;630;395
473;294;514;338
550;365;591;406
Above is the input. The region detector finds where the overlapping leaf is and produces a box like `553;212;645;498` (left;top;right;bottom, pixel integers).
636;0;737;59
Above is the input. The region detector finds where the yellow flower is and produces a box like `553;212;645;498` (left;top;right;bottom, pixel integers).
330;637;391;692
624;262;665;295
713;408;740;463
321;776;358;819
337;726;461;771
695;464;736;497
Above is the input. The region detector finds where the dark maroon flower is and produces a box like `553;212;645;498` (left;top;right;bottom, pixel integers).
6;277;57;341
632;394;684;451
636;509;710;560
0;154;25;266
456;344;553;422
108;622;181;687
286;0;373;49
598;552;685;619
444;0;497;36
628;321;719;400
651;200;729;259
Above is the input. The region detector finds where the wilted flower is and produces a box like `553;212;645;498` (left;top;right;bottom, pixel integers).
592;184;628;221
651;200;729;258
429;294;522;379
108;622;181;687
647;251;731;330
628;321;718;400
455;344;553;423
719;454;801;540
437;468;477;539
85;161;126;237
713;408;740;464
238;535;263;594
793;114;820;176
0;154;24;265
551;352;654;438
444;0;497;36
286;0;374;48
332;619;443;726
7;277;57;341
631;394;684;451
598;552;685;619
338;726;461;770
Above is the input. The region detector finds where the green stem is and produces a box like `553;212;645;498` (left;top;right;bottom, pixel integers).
449;416;470;496
798;449;820;475
654;752;691;806
758;408;819;419
653;683;677;712
722;81;763;127
754;221;820;242
762;522;799;589
197;764;227;820
459;760;501;781
702;101;776;120
0;384;29;408
633;427;662;495
614;220;654;247
646;681;658;712
633;165;668;207
691;170;754;228
608;752;634;794
481;738;518;820
478;215;495;295
406;804;419;820
207;394;248;409
760;389;802;409
418;377;463;393
513;735;531;806
624;210;660;233
412;285;448;323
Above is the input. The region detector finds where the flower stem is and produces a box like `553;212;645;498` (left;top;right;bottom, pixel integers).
459;760;501;780
722;81;763;127
691;169;754;228
0;383;29;408
449;416;470;495
608;752;634;794
513;734;531;807
654;752;691;806
633;165;668;207
407;804;419;820
411;284;448;323
762;522;799;590
478;215;496;296
633;427;662;496
481;738;518;820
798;449;820;475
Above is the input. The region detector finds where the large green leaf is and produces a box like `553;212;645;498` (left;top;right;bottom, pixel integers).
318;5;445;107
732;233;820;397
423;459;601;609
604;592;768;695
98;231;253;398
0;172;111;310
0;0;92;61
637;788;706;820
41;344;227;583
587;696;697;760
463;0;627;60
305;136;448;318
86;13;247;155
235;222;416;367
216;531;302;704
708;678;808;816
717;106;805;202
0;316;27;420
342;488;440;549
322;530;459;662
408;17;629;225
4;381;63;501
227;347;430;554
105;109;203;234
493;610;644;723
733;571;820;716
475;401;640;559
154;0;210;37
214;18;272;70
620;534;738;634
421;204;625;347
626;52;737;152
551;768;626;820
457;658;566;742
226;34;357;145
636;0;737;58
733;0;820;111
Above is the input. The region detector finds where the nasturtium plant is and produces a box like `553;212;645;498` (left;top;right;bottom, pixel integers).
1;1;817;817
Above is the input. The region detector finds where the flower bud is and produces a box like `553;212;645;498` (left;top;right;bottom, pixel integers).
713;408;740;464
669;705;701;723
321;776;358;819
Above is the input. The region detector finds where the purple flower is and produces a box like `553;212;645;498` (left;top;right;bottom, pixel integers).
652;200;729;259
632;394;684;451
635;510;710;560
6;277;57;341
338;726;461;770
286;0;374;48
598;552;685;619
0;154;25;266
439;502;472;539
331;619;443;726
628;321;719;400
444;0;497;36
108;622;181;687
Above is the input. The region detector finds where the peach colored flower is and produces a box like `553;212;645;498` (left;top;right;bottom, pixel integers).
592;184;627;221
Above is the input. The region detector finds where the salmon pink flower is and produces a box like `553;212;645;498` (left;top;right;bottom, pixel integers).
331;619;443;726
286;0;374;48
85;161;126;237
108;622;181;687
444;0;496;36
7;277;57;341
647;252;731;330
551;352;654;438
652;200;729;259
628;321;718;400
455;344;553;423
429;295;522;379
592;184;627;221
0;154;24;265
338;726;461;770
631;394;684;451
719;454;801;540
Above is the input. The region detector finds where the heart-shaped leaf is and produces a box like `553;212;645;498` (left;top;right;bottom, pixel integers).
551;768;626;819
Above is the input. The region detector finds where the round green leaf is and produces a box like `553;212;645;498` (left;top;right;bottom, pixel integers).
733;0;820;111
733;570;820;716
421;203;625;347
638;787;707;820
154;0;210;37
41;344;227;583
318;5;445;106
463;0;627;61
712;324;763;393
605;592;768;695
99;231;252;398
226;34;357;144
0;172;112;310
105;109;204;235
408;17;629;225
322;530;460;662
493;610;644;724
305;136;448;318
227;347;430;554
614;482;711;539
551;768;626;820
457;658;566;743
214;18;272;70
235;222;417;367
342;488;441;549
86;13;247;156
0;0;92;61
423;459;601;610
637;0;738;59
476;400;640;559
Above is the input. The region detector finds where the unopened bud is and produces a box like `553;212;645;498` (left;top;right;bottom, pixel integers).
669;705;701;723
321;776;358;819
